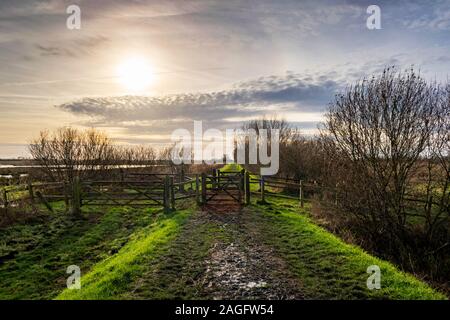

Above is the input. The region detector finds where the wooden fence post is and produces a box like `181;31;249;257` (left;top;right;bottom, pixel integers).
212;169;217;190
36;191;54;213
260;176;265;203
201;173;207;205
195;174;200;205
120;169;124;182
71;176;81;215
179;167;185;193
170;176;175;210
335;182;339;206
164;175;170;213
217;169;221;189
240;169;245;193
63;182;69;211
2;189;8;212
299;180;304;208
245;171;250;205
237;172;243;203
28;180;35;204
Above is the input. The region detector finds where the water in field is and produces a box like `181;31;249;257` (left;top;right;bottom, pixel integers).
0;164;164;169
0;173;28;179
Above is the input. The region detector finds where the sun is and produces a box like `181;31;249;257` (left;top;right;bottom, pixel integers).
116;56;154;92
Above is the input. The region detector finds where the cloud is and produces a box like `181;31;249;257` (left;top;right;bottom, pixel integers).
57;72;341;122
55;58;428;145
2;0;449;152
399;0;450;31
56;71;342;143
35;44;76;57
35;36;110;58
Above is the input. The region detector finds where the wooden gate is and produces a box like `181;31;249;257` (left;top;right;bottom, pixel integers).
81;180;166;207
201;169;245;206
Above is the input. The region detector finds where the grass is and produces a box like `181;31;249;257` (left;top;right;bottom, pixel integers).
225;163;445;299
0;203;161;299
57;208;193;299
2;185;28;201
1;164;446;300
123;211;228;299
252;197;446;300
221;163;243;173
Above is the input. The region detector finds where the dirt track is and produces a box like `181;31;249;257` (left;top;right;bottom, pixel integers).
129;197;304;299
198;205;304;299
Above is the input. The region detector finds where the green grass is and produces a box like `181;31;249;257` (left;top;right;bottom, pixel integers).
252;197;446;300
57;208;193;300
221;163;242;172
123;211;229;299
0;204;160;299
224;163;445;299
1;164;446;300
2;185;28;201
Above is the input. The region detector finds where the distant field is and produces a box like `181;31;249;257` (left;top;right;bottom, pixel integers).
0;159;36;166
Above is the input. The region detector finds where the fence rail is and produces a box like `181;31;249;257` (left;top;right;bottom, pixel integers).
0;169;313;213
10;168;435;214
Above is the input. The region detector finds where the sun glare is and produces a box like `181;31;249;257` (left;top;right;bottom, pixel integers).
116;56;154;92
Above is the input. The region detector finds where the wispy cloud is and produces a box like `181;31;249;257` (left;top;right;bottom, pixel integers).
56;71;342;143
402;1;450;30
35;36;110;58
58;72;341;122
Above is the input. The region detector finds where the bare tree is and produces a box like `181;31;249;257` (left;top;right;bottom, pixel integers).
278;136;328;181
113;145;157;166
242;115;296;145
29;127;115;184
237;115;299;171
323;67;445;255
421;82;450;240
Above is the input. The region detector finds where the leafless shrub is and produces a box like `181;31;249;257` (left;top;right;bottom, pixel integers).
29;127;116;184
238;115;300;173
321;67;449;272
29;127;163;183
279;136;327;181
113;145;157;166
241;116;296;146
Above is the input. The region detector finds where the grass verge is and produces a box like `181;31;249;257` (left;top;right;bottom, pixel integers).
252;197;446;299
0;203;160;299
123;210;228;299
57;208;193;300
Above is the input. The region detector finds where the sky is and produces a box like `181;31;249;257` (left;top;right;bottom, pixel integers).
0;0;449;158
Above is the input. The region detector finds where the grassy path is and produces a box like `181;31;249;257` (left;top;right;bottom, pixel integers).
199;208;304;299
0;172;445;299
126;208;304;299
67;199;443;300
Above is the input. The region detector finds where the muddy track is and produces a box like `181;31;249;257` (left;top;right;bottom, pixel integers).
199;206;304;299
129;201;304;299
